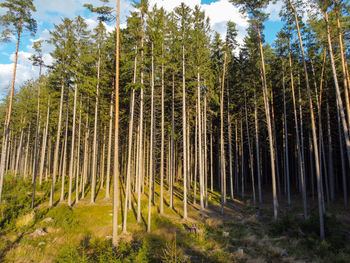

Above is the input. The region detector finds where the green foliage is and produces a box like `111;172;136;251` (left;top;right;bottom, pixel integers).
0;175;32;231
56;237;152;263
47;205;78;231
161;233;185;263
0;0;37;41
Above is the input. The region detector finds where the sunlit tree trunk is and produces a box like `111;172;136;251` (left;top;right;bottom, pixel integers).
39;98;50;185
68;84;78;206
290;0;323;238
49;81;65;207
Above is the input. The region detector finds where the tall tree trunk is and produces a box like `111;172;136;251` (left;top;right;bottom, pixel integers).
170;73;174;209
68;85;78;206
60;101;69;202
112;0;120;246
335;1;350;128
256;20;278;220
0;28;21;204
31;68;41;208
282;66;290;205
148;43;155;232
254;92;262;204
183;44;188;218
76;99;82;204
337;99;348;210
290;0;324;238
15;117;25;177
325;11;350;167
106;94;113;199
24;125;31;180
91;50;101;204
39;98;50;185
160;44;165;215
123;49;137;232
228;84;234;201
245;94;256;206
220;52;227;214
326;102;335;201
49;81;65;207
82;113;89;199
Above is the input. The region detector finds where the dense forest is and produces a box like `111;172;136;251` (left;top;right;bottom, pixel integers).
0;0;350;262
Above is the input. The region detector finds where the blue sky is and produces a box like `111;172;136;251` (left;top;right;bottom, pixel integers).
0;0;284;94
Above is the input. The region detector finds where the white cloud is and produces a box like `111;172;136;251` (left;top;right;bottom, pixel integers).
202;0;248;28
0;63;39;96
265;1;283;21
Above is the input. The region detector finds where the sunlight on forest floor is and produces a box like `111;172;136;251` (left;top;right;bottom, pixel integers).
1;175;350;262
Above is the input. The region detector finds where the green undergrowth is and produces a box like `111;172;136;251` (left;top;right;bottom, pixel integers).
1;175;350;262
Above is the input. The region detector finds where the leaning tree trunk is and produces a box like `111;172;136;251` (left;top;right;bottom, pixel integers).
0;28;21;205
325;11;350;168
290;0;324;238
256;19;278;221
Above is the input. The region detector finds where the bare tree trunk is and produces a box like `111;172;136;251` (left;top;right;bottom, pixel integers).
228;84;233;201
106;94;113;199
91;50;101;204
60;101;69;202
204;94;208;207
49;81;65;207
182;44;188;218
160;45;165;215
123;49;137;232
282;67;290;205
337;99;348;210
68;84;78;206
76;99;82;204
112;0;121;246
326;103;334;201
256;20;278;221
147;43;155;232
194;110;198;204
15;117;25;177
170;73;174;209
290;0;323;238
82;114;89;199
39;98;50;185
245;94;256;206
0;29;21;204
220;52;227;214
335;2;350;129
24;125;31;180
325;11;350;167
254;92;262;204
31;70;41;208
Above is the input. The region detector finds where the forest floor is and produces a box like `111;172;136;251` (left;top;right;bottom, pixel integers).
1;175;350;262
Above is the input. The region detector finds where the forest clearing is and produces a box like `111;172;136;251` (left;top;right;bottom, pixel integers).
0;0;350;262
